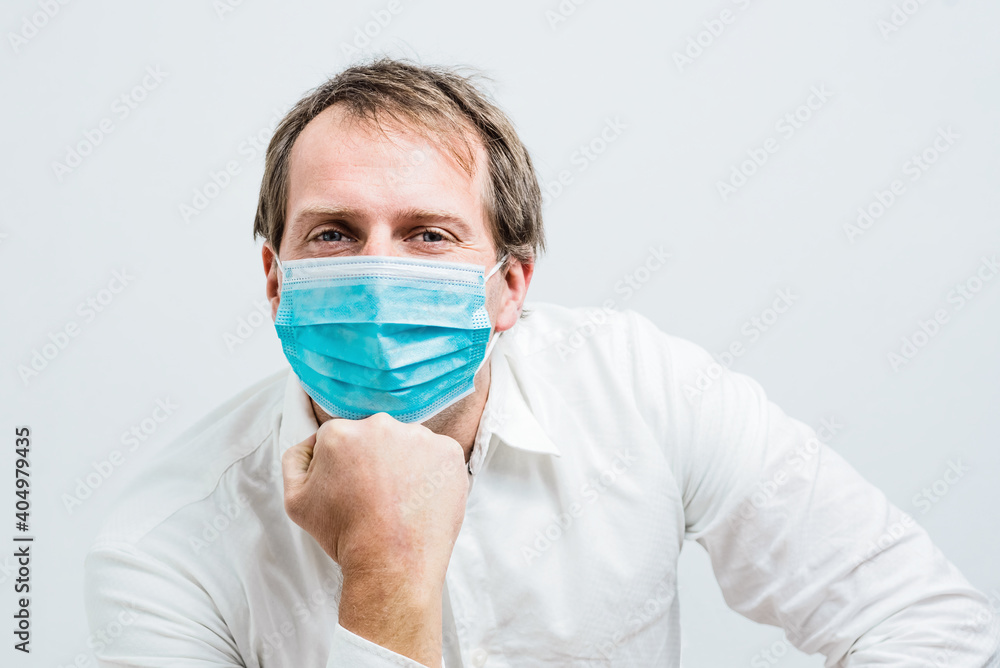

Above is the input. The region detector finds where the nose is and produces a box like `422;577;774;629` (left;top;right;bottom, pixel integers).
357;222;395;257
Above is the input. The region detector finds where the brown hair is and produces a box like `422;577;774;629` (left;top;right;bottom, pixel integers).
253;58;544;264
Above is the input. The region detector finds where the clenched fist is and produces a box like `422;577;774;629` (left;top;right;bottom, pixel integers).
281;412;470;666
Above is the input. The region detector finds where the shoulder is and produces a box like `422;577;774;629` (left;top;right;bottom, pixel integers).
88;370;289;551
502;302;742;435
506;301;715;382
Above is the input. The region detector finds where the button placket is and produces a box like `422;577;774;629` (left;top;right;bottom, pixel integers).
444;458;508;667
470;647;488;667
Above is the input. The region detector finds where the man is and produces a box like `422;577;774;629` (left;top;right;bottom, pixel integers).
84;59;999;667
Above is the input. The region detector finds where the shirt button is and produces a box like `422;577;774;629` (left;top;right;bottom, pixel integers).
471;647;488;667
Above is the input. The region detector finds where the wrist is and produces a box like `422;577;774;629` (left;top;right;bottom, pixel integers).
341;564;443;612
339;570;443;666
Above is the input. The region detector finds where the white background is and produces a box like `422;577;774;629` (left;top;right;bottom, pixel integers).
2;0;999;666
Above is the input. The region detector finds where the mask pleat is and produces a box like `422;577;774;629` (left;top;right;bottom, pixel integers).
287;323;487;370
290;342;486;391
292;356;478;419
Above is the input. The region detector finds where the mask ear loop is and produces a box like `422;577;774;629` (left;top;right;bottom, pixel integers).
480;326;503;363
486;254;508;281
478;254;510;371
273;254;285;292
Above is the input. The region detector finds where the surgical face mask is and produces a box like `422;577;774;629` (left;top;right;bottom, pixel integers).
273;253;506;423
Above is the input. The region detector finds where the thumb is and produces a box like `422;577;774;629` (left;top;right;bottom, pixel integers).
281;433;317;493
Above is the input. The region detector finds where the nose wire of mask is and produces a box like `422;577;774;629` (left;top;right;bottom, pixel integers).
274;254;504;287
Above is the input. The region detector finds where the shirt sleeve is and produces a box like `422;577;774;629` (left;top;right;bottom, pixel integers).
627;310;1000;666
326;625;428;667
85;544;433;668
83;543;243;667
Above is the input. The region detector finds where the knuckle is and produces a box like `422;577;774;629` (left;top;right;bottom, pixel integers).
366;412;401;440
316;419;338;440
436;433;464;456
369;412;395;428
319;417;359;446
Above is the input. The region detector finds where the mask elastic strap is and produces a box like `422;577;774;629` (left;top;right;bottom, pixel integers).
477;256;508;372
475;326;503;375
477;254;509;368
274;255;285;290
486;254;508;281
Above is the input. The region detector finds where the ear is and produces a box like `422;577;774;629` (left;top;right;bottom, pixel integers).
494;257;534;333
262;243;280;321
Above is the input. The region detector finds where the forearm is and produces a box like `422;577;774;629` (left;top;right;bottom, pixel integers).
839;586;999;666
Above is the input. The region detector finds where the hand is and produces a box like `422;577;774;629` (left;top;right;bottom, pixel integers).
282;412;470;666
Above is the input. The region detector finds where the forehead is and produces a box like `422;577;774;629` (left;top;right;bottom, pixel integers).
285;104;488;207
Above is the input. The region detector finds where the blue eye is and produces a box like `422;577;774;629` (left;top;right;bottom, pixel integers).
320;230;344;242
421;231;444;242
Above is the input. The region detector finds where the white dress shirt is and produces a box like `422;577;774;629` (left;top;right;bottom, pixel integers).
84;303;1000;667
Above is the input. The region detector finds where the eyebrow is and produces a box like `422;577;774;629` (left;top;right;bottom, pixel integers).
292;205;361;224
292;205;475;237
398;207;474;236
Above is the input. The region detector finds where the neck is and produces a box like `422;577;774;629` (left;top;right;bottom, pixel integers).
308;362;493;464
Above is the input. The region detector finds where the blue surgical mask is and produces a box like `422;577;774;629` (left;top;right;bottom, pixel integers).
273;253;506;423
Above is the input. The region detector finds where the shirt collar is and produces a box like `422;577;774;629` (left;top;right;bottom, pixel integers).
277;369;319;456
468;339;561;475
275;340;561;469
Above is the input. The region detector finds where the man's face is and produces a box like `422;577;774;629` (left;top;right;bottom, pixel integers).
263;103;532;427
